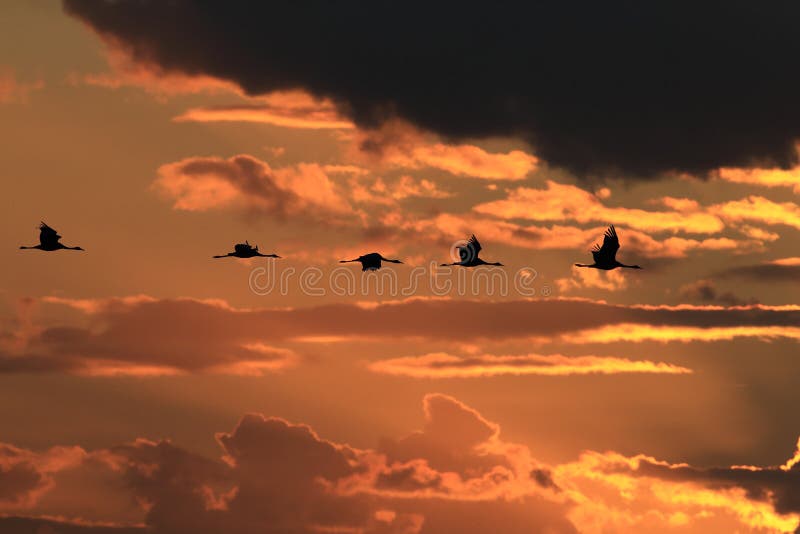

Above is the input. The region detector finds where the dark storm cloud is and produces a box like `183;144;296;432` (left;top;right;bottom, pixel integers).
63;1;800;177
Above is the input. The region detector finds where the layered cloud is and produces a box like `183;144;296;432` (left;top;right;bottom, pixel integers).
3;394;800;533
474;181;724;234
0;296;297;376
475;181;800;242
2;296;799;376
367;352;691;378
716;165;800;193
568;324;800;344
173;91;355;130
719;258;800;281
711;196;800;231
411;213;758;259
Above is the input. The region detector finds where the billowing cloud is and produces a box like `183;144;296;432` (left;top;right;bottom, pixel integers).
152;155;353;220
0;443;86;510
0;395;574;533
5;394;800;533
152;154;454;234
367;352;692;378
63;1;800;177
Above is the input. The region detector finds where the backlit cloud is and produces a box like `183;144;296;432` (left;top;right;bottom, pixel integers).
4;394;800;533
367;352;692;378
174;91;355;130
352;121;537;180
153;155;353;220
567;324;800;344
716;165;800;193
474;181;724;234
2;296;799;377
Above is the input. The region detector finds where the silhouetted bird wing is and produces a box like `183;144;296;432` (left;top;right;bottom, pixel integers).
39;222;62;246
468;234;482;255
458;234;482;262
592;225;619;264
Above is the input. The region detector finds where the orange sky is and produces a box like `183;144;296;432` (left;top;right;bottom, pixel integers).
1;2;800;533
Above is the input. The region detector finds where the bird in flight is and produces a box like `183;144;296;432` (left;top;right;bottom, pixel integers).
575;225;642;270
213;241;280;259
340;253;403;271
20;222;84;252
441;235;503;267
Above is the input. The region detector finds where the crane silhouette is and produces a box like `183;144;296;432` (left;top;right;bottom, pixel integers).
575;225;642;270
213;241;280;259
441;235;503;267
340;253;402;271
19;222;84;252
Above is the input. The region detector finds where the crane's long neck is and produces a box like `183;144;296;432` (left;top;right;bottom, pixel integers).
574;263;596;268
19;245;41;250
617;262;641;269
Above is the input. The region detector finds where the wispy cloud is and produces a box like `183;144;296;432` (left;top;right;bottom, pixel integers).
368;352;692;378
173;91;354;130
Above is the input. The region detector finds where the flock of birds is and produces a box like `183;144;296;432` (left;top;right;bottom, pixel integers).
20;222;642;272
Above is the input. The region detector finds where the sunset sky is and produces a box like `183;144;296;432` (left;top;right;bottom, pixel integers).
2;2;800;533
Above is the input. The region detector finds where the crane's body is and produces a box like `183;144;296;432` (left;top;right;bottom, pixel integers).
213;241;280;259
441;235;503;267
20;222;84;252
575;225;641;270
340;252;402;271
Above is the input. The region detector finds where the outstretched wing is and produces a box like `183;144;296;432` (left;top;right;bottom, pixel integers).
39;222;61;246
591;225;619;264
457;235;482;262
